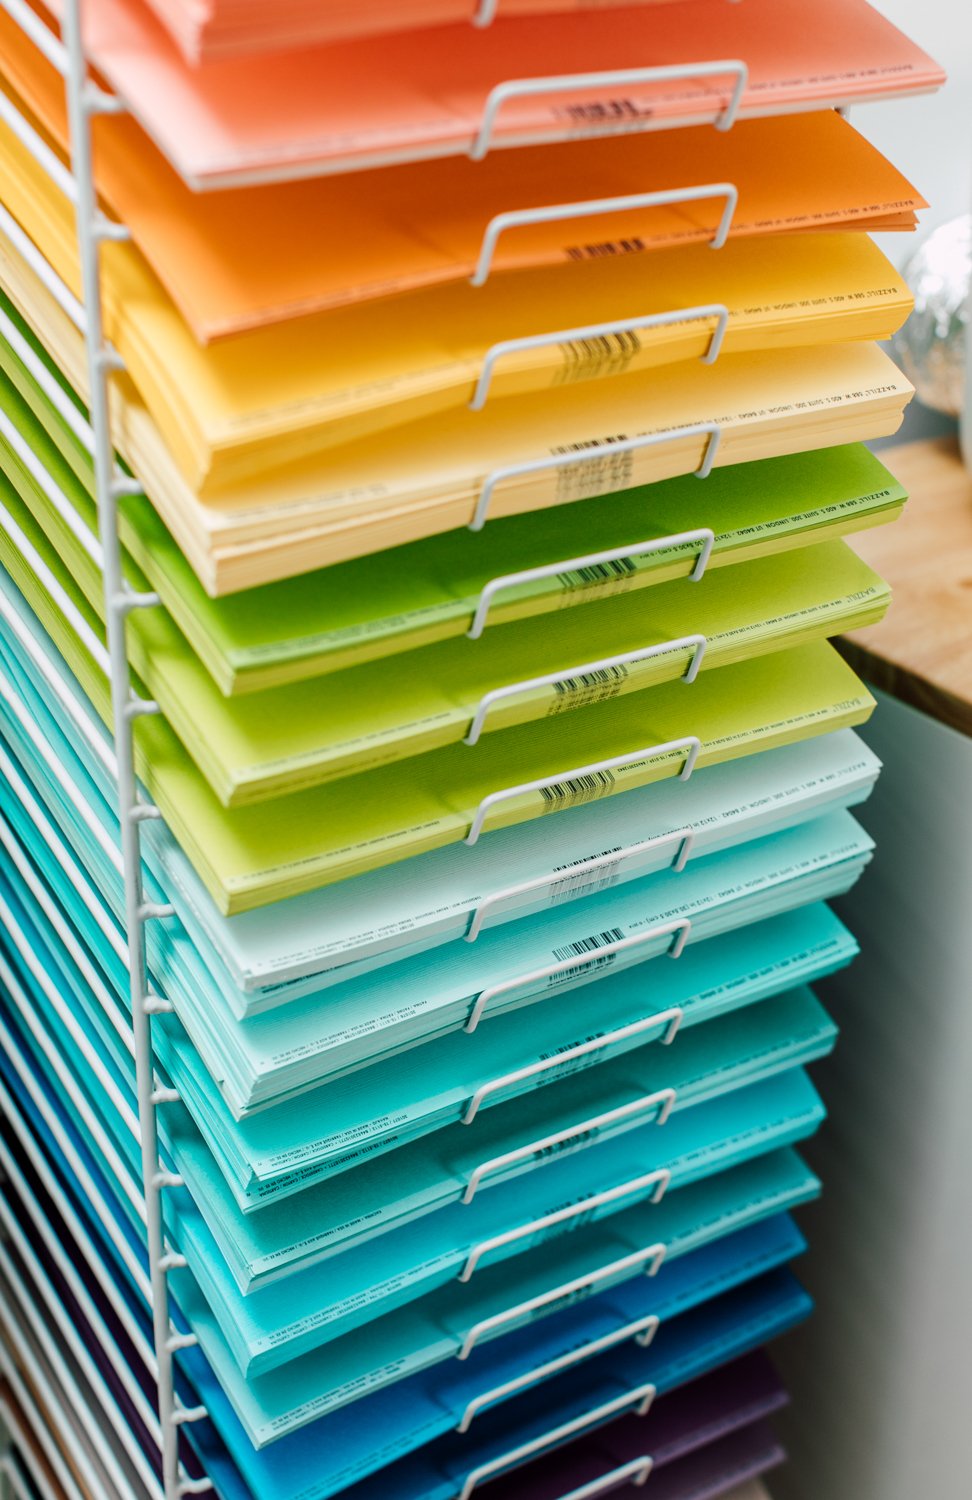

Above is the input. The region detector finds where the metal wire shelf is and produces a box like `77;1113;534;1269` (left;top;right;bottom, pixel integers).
0;2;203;1492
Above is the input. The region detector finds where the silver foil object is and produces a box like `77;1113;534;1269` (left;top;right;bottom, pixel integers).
894;213;971;417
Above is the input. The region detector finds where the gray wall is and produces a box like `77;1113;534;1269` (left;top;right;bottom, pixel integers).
775;693;972;1499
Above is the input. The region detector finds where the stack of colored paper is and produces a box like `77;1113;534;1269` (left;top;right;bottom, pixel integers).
0;2;941;1500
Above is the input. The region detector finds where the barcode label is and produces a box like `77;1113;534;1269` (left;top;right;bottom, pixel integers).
557;555;638;593
548;848;624;905
554;667;627;696
566;238;647;261
530;1128;597;1165
551;870;622;904
538;769;616;811
550;926;625;983
548;664;628;715
553;927;624;960
561;100;654;126
525;1277;597;1322
535;1028;608;1081
552;434;630;456
539;1029;603;1063
556;331;642;383
549;435;635;501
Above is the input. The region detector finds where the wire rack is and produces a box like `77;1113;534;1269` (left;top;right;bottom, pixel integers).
0;6;750;1493
0;1;887;1495
0;0;210;1493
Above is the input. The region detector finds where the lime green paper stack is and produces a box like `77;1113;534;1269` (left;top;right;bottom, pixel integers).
0;420;889;802
0;282;902;911
0;509;877;909
0;287;906;691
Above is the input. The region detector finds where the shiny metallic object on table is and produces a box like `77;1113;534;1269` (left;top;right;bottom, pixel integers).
895;213;971;418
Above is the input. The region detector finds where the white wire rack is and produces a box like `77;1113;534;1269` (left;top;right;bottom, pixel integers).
0;1;208;1494
0;13;746;1494
0;7;734;1495
0;12;690;1492
0;1;884;1496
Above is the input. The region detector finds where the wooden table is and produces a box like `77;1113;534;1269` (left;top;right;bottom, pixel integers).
841;435;972;737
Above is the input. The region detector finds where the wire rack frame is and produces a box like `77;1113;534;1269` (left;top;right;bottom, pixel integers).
0;4;724;1492
0;3;869;1497
0;1;211;1495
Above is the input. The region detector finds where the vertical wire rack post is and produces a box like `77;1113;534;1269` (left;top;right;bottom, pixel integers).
0;0;213;1494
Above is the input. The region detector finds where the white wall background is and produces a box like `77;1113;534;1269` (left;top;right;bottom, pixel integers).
850;1;971;443
859;0;972;267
